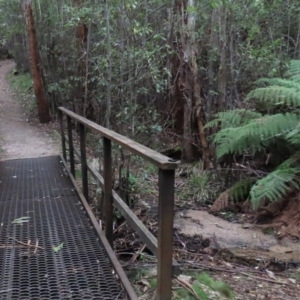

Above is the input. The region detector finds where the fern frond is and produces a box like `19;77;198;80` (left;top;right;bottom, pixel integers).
229;179;255;201
250;167;300;209
205;109;262;130
286;60;300;78
277;151;300;168
256;78;300;91
286;124;300;145
289;76;300;83
213;113;299;159
204;118;222;129
214;128;263;158
246;86;300;107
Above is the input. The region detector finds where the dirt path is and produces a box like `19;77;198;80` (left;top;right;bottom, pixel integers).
0;60;59;160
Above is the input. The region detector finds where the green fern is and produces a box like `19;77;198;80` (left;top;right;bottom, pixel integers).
205;109;262;130
229;179;255;202
250;167;300;209
278;151;300;167
246;86;300;107
256;78;300;91
246;60;300;107
250;155;300;209
213;113;299;159
286;124;300;145
210;59;300;209
286;60;300;80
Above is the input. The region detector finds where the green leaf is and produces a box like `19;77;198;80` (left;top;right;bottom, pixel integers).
53;243;64;253
250;167;300;209
213;113;300;159
12;216;30;224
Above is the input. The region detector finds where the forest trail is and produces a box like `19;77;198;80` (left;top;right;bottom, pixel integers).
0;60;299;299
0;60;58;160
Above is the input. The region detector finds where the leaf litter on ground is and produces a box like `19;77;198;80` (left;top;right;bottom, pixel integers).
53;243;64;253
11;216;30;224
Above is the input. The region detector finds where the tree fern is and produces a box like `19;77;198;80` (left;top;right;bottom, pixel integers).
250;167;300;209
246;86;300;107
256;78;300;91
246;60;300;107
213;113;299;159
210;59;300;209
205;109;262;130
286;60;300;80
229;179;255;202
276;151;300;168
286;124;300;145
249;155;300;209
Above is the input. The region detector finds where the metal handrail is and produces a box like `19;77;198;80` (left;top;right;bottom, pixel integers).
58;107;179;300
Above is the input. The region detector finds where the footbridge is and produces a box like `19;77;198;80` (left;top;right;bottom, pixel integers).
0;107;179;300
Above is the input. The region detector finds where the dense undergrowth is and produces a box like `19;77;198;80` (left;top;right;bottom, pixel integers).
206;60;300;212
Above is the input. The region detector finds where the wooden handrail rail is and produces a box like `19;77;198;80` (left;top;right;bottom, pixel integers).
64;137;180;273
58;107;179;300
58;107;179;170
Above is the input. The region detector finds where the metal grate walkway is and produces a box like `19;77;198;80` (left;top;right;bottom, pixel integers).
0;156;126;299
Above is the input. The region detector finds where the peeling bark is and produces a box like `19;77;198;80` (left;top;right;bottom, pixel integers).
75;0;90;118
170;0;210;165
186;0;210;168
208;5;229;113
22;0;50;123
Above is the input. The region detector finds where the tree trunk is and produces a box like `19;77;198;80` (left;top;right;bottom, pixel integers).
217;4;228;111
169;0;197;162
105;0;111;129
22;0;50;123
186;0;210;168
170;0;210;165
75;0;89;118
207;5;229;113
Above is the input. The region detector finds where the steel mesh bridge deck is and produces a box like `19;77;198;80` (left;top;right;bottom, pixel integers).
0;156;126;299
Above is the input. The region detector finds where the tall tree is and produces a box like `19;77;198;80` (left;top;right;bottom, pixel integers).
75;0;89;117
22;0;50;123
169;0;209;165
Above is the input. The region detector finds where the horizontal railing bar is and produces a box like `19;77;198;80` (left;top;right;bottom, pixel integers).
88;164;180;275
59;107;179;170
89;164;158;252
60;155;138;300
64;135;180;274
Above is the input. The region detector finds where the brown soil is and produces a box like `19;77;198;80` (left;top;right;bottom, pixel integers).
0;60;59;160
171;209;300;299
260;196;300;240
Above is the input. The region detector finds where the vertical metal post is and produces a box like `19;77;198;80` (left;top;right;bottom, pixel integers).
59;110;67;161
103;137;113;247
80;123;88;202
67;116;75;177
157;169;175;300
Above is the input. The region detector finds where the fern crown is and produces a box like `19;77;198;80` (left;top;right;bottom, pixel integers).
209;60;300;208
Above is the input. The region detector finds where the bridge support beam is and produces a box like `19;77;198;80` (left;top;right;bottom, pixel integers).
157;169;175;300
67;116;75;177
80;123;88;202
103;137;113;247
59;110;67;161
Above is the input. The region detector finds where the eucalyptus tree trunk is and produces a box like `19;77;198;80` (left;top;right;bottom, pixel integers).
170;0;196;162
105;0;111;129
22;0;51;123
75;0;88;117
171;0;210;166
207;4;228;113
217;5;228;110
186;0;209;168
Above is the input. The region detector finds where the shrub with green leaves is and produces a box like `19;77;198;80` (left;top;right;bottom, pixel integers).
206;60;300;209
